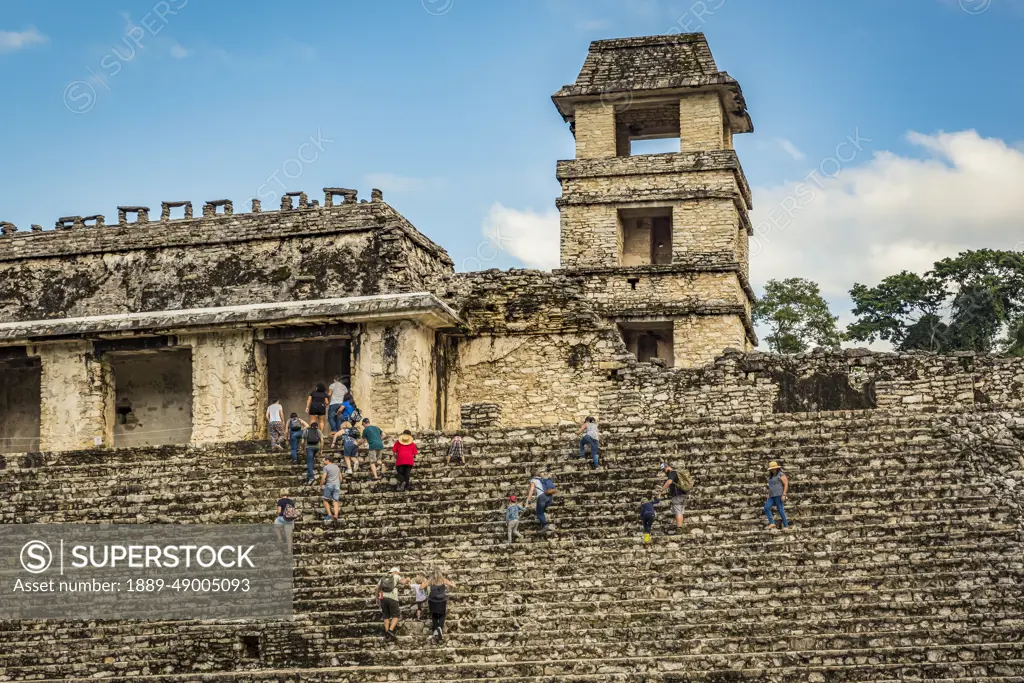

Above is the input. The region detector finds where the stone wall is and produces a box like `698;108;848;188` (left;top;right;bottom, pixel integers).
440;270;616;428
110;350;193;447
603;348;1024;424
0;199;453;323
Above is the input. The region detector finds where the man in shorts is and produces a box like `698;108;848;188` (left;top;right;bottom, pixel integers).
360;417;386;481
320;454;342;523
659;463;691;535
377;566;409;640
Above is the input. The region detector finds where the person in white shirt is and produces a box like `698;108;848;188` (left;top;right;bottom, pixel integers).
327;376;348;436
266;398;285;451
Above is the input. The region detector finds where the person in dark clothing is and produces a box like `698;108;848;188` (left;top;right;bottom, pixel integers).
306;383;329;429
418;569;456;643
526;471;556;533
303;422;323;484
639;497;661;544
286;413;309;464
273;488;297;552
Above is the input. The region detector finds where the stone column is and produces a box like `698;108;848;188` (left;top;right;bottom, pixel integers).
679;92;725;152
672;316;746;369
352;321;436;432
183;330;267;444
573;101;617;159
36;341;114;451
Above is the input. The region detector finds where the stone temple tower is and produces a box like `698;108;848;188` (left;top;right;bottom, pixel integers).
552;34;755;368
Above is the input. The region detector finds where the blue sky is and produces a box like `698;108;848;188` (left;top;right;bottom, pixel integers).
2;0;1023;333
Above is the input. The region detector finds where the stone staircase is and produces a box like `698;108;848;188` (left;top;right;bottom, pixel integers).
0;410;1023;681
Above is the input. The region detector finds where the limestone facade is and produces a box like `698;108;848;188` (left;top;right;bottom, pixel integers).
1;33;1020;450
552;35;756;367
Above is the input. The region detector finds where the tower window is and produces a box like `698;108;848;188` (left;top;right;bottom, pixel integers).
618;208;673;266
617;322;675;367
615;101;681;158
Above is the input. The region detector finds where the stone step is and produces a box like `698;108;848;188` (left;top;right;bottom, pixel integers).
12;646;1024;682
3;617;1023;678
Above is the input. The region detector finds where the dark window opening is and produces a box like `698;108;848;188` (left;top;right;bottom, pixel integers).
0;356;41;454
617;322;675;368
266;339;352;419
241;635;261;660
627;277;640;291
115;398;133;425
619;208;673;266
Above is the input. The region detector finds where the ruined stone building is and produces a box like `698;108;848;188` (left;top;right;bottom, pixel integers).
1;33;1023;682
0;34;755;454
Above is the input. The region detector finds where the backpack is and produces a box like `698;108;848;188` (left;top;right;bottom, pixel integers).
282;502;299;521
288;418;303;433
429;584;447;602
540;478;556;495
379;574;396;593
305;428;321;446
678;469;694;493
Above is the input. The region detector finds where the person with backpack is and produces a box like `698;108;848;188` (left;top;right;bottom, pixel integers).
505;494;526;543
305;382;330;429
417;569;456;643
764;460;790;531
331;421;361;474
377;567;410;641
273;488;298;552
286;413;309;465
392;430;418;492
577;416;600;470
638;497;662;544
658;463;693;535
266;398;286;451
302;421;323;485
359;417;386;481
339;393;359;423
526;470;556;534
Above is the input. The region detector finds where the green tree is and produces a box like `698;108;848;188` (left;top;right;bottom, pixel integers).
846;271;945;350
753;278;843;354
932;250;1024;352
1004;315;1024;357
847;249;1024;353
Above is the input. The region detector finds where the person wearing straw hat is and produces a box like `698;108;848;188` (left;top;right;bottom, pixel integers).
763;461;790;531
392;430;418;492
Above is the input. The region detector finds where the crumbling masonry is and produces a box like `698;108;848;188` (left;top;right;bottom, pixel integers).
1;31;1023;682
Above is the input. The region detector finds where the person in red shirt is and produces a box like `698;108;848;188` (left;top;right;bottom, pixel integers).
392;430;418;492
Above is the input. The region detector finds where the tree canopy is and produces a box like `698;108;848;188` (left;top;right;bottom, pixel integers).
846;249;1024;353
752;278;843;354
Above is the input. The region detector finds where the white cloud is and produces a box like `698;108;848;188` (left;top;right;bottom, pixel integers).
169;42;190;59
363;173;441;194
481;203;560;271
749;130;1024;304
776;138;805;161
0;27;47;53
